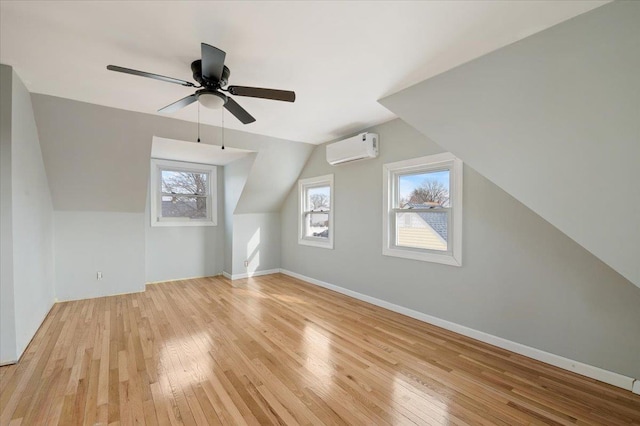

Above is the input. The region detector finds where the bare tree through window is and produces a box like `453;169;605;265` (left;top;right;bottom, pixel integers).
401;179;449;207
305;185;331;238
309;193;330;210
161;171;208;218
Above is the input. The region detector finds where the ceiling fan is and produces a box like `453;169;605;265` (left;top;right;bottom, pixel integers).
107;43;295;124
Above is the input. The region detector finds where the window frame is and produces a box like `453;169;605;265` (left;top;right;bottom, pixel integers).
298;174;334;249
382;153;462;266
150;158;217;227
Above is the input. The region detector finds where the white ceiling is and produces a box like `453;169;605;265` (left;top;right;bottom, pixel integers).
0;1;606;144
151;137;254;166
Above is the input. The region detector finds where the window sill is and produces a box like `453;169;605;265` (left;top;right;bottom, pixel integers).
298;238;334;250
382;247;461;266
151;220;217;228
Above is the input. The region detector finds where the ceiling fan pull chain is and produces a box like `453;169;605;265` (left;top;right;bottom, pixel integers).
221;108;225;150
197;102;201;143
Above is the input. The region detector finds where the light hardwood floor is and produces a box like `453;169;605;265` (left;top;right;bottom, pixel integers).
1;274;639;425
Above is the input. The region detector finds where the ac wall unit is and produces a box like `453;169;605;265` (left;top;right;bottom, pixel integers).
326;132;379;165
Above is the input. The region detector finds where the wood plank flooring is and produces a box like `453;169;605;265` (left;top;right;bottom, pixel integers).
1;273;639;425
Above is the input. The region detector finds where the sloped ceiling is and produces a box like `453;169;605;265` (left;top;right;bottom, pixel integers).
234;143;313;214
380;2;640;288
0;1;606;143
31;94;313;214
151;137;254;166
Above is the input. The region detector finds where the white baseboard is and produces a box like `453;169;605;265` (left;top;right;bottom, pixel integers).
59;275;225;302
146;274;221;284
55;288;145;303
224;268;281;281
279;268;637;393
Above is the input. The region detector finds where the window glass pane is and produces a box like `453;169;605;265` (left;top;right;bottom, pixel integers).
161;170;208;195
305;212;329;238
306;185;330;211
396;211;448;251
398;170;450;208
161;195;207;219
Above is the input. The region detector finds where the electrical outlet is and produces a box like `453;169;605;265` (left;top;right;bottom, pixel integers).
97;271;103;280
244;260;249;267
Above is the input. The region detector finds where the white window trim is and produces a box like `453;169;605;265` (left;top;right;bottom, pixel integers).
150;158;217;227
298;174;334;249
382;152;462;266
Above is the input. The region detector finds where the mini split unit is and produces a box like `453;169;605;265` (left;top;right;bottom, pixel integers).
326;132;379;165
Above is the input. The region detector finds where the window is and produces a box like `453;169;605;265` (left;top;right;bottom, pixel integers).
150;159;217;227
383;153;462;266
298;174;334;249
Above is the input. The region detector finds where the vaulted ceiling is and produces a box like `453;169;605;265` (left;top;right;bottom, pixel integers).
0;1;606;143
380;1;639;288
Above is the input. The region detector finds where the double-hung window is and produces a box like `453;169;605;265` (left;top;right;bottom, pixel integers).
298;174;334;249
383;153;462;266
150;159;217;227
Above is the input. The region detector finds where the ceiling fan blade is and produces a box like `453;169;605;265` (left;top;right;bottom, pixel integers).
224;97;255;124
158;94;198;113
201;43;226;82
107;65;195;87
227;86;296;102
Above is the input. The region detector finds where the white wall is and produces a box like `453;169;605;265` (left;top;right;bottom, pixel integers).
0;65;55;362
380;1;640;287
145;167;225;283
54;211;144;301
280;118;640;379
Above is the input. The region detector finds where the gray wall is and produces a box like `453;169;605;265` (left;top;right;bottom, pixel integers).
10;68;55;356
31;94;313;297
235;141;315;214
0;65;55;362
223;156;284;277
233;213;281;276
223;155;256;274
32;94;314;215
144;167;225;283
0;65;16;363
54;211;144;300
380;1;640;288
280;118;640;378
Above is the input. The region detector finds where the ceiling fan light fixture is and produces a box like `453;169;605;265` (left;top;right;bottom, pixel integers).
198;91;227;109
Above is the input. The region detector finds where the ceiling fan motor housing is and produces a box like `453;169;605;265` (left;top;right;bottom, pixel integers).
191;60;230;88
